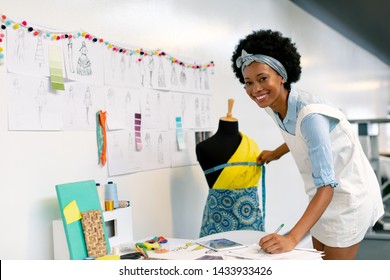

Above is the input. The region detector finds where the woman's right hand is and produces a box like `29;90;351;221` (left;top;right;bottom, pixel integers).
257;150;278;164
257;143;289;164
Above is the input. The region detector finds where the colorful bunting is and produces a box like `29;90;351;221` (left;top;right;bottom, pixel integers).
0;14;215;70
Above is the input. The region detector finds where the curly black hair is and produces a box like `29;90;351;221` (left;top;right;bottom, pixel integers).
231;29;301;90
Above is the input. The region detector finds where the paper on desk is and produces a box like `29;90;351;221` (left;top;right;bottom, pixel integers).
147;241;209;260
223;244;324;260
144;241;324;260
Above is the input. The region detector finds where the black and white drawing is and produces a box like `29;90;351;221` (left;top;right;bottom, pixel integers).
35;80;47;127
77;41;92;76
67;38;75;73
34;36;44;68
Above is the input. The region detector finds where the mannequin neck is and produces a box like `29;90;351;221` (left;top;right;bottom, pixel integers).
215;119;239;135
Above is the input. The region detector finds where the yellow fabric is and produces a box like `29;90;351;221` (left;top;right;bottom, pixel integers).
213;133;261;190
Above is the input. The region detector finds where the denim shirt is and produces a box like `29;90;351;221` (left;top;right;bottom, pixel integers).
273;88;339;188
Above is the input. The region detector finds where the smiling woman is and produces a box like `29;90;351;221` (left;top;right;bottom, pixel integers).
230;29;384;260
1;0;389;262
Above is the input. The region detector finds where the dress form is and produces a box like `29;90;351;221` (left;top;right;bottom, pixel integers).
196;99;242;188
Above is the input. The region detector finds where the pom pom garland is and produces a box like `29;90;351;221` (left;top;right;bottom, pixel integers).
0;14;215;70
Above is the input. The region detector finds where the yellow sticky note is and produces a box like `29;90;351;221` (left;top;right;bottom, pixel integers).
63;200;82;224
96;255;120;260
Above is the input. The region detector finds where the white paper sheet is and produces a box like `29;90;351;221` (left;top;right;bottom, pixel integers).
140;88;169;129
62;37;104;85
62;82;105;131
107;130;142;176
8;73;62;130
6;26;50;77
139;130;171;171
103;46;139;88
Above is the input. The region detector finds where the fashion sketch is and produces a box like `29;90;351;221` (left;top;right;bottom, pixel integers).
67;38;75;73
67;85;77;125
170;61;178;86
110;51;116;80
181;94;186;121
35;80;47;127
121;54;126;82
15;28;25;62
144;93;151;118
125;91;132;127
83;87;93;125
195;97;201;127
107;88;116;108
144;132;151;151
12;78;21;96
157;55;166;87
34;36;45;68
157;133;165;164
138;57;146;86
77;41;92;76
179;66;187;87
193;65;200;89
203;68;210;90
148;56;154;87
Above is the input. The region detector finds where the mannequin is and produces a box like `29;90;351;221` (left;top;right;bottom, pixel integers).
196;99;241;188
196;99;265;237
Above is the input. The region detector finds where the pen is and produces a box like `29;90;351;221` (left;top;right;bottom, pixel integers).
274;223;284;234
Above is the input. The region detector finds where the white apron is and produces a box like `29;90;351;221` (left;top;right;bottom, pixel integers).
267;104;384;247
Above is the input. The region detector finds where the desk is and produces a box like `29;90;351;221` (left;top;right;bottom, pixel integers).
120;231;323;260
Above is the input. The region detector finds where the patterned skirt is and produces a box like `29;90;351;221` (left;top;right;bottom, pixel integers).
199;186;264;238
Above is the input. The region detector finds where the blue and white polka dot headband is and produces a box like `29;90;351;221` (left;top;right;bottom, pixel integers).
236;49;288;82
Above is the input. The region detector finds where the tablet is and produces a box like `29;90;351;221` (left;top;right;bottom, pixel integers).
196;238;247;252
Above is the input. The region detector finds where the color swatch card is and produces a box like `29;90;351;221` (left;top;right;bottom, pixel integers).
176;117;186;150
135;113;142;151
49;44;65;90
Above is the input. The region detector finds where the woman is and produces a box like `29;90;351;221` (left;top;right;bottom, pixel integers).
231;29;384;259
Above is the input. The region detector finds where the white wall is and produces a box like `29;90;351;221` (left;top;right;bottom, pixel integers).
1;0;389;259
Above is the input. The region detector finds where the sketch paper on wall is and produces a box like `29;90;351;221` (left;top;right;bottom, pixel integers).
6;26;50;77
139;130;171;171
106;130;142;176
169;92;212;130
169;55;212;94
8;73;62;130
193;94;212;129
62;82;105;131
140;88;170;130
62;37;104;85
103;46;139;88
4;19;214;173
138;54;170;91
123;88;141;130
104;86;127;130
